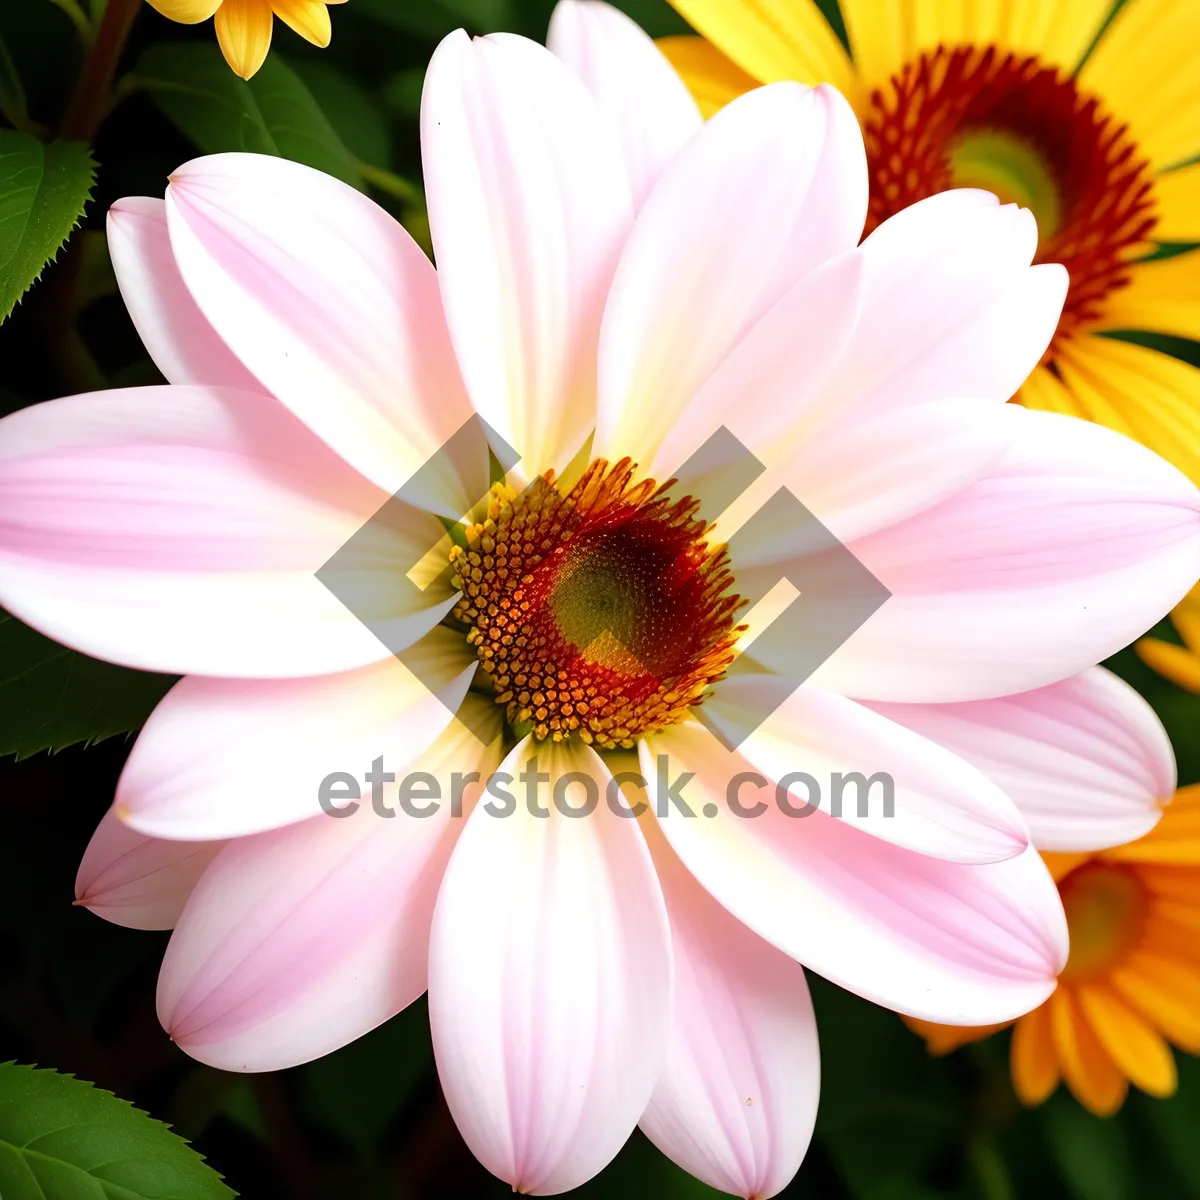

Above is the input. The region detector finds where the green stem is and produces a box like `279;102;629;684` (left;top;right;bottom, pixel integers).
48;0;93;46
59;0;141;141
355;158;422;205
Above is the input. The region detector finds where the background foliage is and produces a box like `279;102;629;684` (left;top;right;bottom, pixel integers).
1;0;1199;1196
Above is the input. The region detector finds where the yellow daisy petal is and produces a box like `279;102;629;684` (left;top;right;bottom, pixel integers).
214;0;274;79
1077;984;1177;1097
1078;0;1200;170
1053;334;1200;485
656;35;759;118
145;0;223;22
1154;161;1200;243
1049;987;1128;1116
1093;251;1200;344
1135;638;1200;694
272;0;331;48
1041;851;1094;884
1173;589;1200;652
1111;952;1200;1054
1011;1003;1060;1106
667;0;858;102
902;1015;1009;1056
1109;787;1200;864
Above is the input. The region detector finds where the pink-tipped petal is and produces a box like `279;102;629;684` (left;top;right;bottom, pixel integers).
639;813;818;1200
777;396;1016;543
428;738;672;1195
107;197;260;391
165;153;475;509
596;81;867;467
704;679;1028;864
547;0;701;208
75;808;223;931
642;723;1067;1024
814;408;1200;702
865;669;1176;853
818;191;1065;419
421;30;633;478
0;386;445;677
648;250;865;481
118;629;477;840
158;704;501;1073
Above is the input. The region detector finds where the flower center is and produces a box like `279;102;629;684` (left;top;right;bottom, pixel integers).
863;45;1157;359
449;459;744;748
1058;862;1148;981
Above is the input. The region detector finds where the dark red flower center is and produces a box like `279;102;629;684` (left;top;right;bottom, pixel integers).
863;45;1158;360
449;460;744;748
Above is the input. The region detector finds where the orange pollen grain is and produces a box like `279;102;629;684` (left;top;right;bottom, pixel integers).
862;44;1158;361
449;459;745;749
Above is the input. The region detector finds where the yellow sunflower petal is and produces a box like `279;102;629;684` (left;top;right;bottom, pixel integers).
145;0;223;22
667;0;858;102
1094;251;1200;343
902;1015;1010;1056
214;0;274;79
1077;984;1178;1097
1078;0;1200;170
838;0;1109;88
1110;951;1200;1054
1011;1003;1060;1106
837;0;910;90
656;35;759;118
1108;787;1200;864
1154;161;1200;243
1016;362;1090;417
992;0;1113;71
272;0;331;48
1135;637;1200;694
1053;334;1200;485
1049;987;1128;1115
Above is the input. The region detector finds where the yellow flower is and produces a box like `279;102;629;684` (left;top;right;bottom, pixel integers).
907;785;1200;1116
662;0;1200;485
146;0;347;80
1137;582;1200;693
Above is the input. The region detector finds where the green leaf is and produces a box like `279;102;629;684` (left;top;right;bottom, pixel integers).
302;999;432;1157
0;609;176;760
0;1062;235;1199
286;58;391;169
1041;1092;1133;1200
135;43;361;187
0;132;95;322
353;0;514;38
0;31;29;130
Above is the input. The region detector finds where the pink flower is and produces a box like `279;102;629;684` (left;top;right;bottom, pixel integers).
5;3;1198;1195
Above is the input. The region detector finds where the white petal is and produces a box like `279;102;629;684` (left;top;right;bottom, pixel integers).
865;668;1176;852
428;737;672;1194
639;812;818;1199
422;29;633;477
118;628;477;840
548;0;701;208
641;723;1067;1024
76;808;223;930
